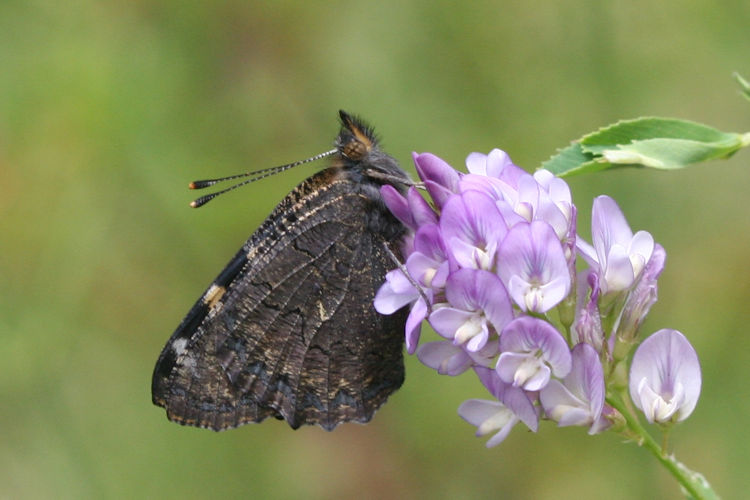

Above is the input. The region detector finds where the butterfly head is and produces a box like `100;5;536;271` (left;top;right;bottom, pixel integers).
336;110;411;189
336;110;378;161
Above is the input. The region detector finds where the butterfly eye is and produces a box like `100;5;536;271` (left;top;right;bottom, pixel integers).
342;138;368;161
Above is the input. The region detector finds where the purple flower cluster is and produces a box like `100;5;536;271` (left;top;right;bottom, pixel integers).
375;149;701;447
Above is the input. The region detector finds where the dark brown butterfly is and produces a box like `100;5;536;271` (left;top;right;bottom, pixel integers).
152;111;411;431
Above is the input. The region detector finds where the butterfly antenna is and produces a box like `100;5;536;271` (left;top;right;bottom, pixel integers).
189;149;338;208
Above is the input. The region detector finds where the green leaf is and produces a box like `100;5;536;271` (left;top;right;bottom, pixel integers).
542;117;749;177
541;142;605;176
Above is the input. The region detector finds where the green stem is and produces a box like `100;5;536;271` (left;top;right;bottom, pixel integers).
606;396;720;500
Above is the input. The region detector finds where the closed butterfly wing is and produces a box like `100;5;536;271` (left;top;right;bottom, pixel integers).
152;112;412;431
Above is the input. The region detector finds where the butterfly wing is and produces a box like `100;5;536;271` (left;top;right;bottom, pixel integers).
152;167;408;431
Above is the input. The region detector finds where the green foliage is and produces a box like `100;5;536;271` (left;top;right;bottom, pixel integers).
543;118;749;176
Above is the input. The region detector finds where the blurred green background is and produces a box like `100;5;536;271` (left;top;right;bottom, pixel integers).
1;1;748;499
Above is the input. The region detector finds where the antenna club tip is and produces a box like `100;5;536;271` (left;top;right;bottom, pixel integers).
189;200;199;208
189;181;198;189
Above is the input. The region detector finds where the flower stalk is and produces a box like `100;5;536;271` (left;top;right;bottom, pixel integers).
606;395;719;500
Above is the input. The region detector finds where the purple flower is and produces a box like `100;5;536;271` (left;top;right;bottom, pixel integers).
440;190;508;270
539;343;609;434
496;221;571;313
577;196;655;295
376;146;686;450
458;366;538;447
413;153;461;208
429;269;513;352
496;317;572;391
629;329;701;424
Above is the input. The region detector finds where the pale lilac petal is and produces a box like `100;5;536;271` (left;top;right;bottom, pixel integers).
380;185;438;231
460;173;500;195
465;324;489;352
405;298;428;354
458;399;507;428
417;340;473;375
534;197;570;240
447;237;487;270
443;269;480;310
558;407;595;427
592;196;633;258
413;224;445;258
464;149;524;185
465;148;526;188
630;230;655;262
534;172;573;232
373;269;418;314
484;419;517;448
424;180;455;209
521;365;552;392
588;195;656;295
497;221;571;312
406;252;442;288
407;187;439;227
499;317;571;376
589;406;615;434
628;230;655;277
474;366;538;431
495;199;527;229
429;307;476;339
414;152;460;188
447;191;506;243
441;191;507;270
380;184;415;229
615;244;666;341
629;329;701;423
496;351;554;391
604;244;637;291
643;243;666;284
485;149;520;180
470;271;514;332
540;380;600;427
534;169;572;205
514;174;540;221
466;339;500;367
442;269;513;336
500;383;539;431
414;152;460;208
576;237;598;268
568;343;605;420
539;343;604;432
457;399;518;447
572;271;605;352
497;316;571;390
466;152;489;174
432;261;450;290
536;276;571;312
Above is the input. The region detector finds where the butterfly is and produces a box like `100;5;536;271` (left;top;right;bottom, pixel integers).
152;111;412;431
